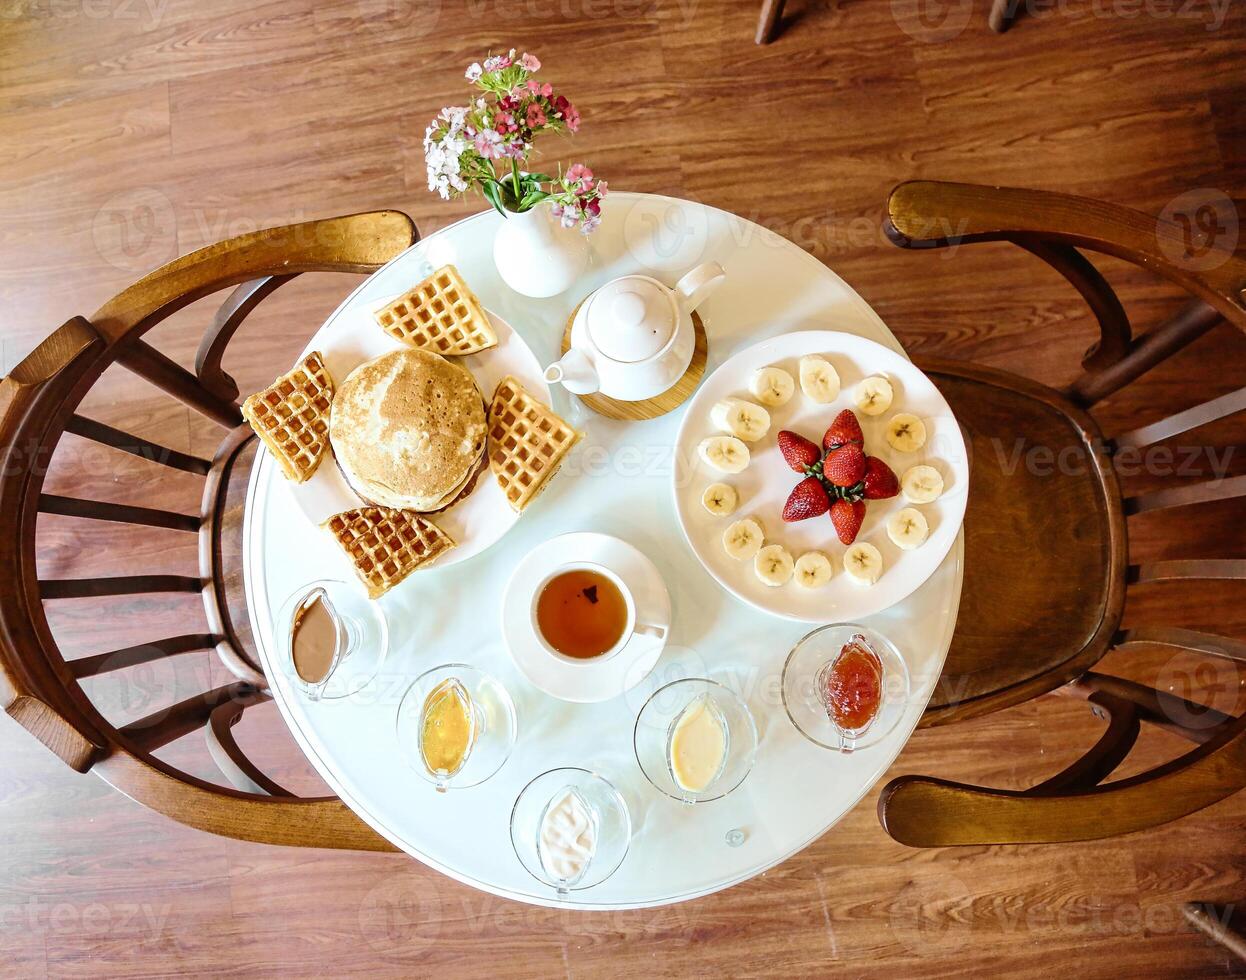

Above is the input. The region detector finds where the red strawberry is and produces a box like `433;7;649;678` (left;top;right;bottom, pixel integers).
862;456;900;500
822;443;866;487
830;498;867;545
822;409;864;451
782;476;830;522
777;430;821;473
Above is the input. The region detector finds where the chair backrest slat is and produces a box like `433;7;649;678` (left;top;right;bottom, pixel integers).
196;275;296;403
65;414;212;475
1114;386;1246;450
39;493;200;532
115;339;241;429
69;634;217;679
1124;473;1246;516
119;682;255;754
1129;559;1246;584
1025;692;1139;794
40;575;202;599
1015;239;1132;371
1067;300;1225;407
1116;626;1246;663
1073;673;1235;745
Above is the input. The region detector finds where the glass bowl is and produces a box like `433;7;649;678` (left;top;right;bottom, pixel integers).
781;623;911;753
273;578;388;701
633;678;758;805
510;767;631;897
396;664;517;791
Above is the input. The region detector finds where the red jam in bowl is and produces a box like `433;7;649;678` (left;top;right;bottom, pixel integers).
819;634;884;733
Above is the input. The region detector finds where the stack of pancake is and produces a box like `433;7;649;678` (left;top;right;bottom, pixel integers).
330;348;488;513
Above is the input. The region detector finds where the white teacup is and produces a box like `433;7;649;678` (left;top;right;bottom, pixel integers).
530;562;668;664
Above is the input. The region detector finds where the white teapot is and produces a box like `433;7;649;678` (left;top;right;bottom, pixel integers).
544;261;726;401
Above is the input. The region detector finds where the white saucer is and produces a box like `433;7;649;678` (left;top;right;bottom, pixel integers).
502;533;672;704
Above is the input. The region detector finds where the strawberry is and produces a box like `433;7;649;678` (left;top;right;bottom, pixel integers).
782;476;830;522
830;498;867;545
822;409;864;451
822;443;866;487
862;456;900;500
777;430;822;473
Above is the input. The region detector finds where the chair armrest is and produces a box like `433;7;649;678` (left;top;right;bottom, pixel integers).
884;180;1246;328
878;714;1246;846
91;210;418;346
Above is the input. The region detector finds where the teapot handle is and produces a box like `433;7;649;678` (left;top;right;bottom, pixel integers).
674;261;726;315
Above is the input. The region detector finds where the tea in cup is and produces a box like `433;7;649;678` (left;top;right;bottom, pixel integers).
532;563;666;661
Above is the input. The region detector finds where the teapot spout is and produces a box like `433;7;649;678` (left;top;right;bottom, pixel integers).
543;348;600;395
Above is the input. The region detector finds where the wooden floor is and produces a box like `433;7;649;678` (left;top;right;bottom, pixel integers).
3;0;1246;976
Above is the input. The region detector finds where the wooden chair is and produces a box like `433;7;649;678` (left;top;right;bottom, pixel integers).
755;0;1019;45
0;211;418;850
876;180;1246;845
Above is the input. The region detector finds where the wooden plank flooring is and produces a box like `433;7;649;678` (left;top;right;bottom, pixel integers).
2;0;1246;975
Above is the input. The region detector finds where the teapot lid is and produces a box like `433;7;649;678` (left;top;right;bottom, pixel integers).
586;276;674;363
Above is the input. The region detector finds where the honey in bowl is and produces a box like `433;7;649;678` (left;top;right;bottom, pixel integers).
536;568;629;659
419;678;476;783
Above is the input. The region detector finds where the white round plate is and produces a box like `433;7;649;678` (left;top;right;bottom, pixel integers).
673;330;968;623
277;299;549;570
502;532;672;703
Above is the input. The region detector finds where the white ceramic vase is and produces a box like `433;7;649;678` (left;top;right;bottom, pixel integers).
492;204;590;299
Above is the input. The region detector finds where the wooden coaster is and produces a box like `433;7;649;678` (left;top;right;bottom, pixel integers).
559;304;708;421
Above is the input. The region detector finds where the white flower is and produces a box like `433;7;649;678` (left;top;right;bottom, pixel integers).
465;63;482;82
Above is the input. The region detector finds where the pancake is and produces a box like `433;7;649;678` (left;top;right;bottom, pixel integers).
330;349;487;512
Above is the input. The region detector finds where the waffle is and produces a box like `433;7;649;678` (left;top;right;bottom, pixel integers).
322;507;455;598
487;376;580;513
373;265;497;356
242;352;335;483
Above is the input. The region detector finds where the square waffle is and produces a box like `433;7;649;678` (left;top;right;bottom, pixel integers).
487;376;580;513
373;265;498;356
241;352;334;483
322;507;455;599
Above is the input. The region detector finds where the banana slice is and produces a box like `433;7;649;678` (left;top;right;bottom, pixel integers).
701;482;738;517
754;544;794;587
886;413;927;452
902;464;944;503
793;551;833;589
887;507;929;550
750;366;795;407
710;398;771;442
799;356;841;404
722;517;764;560
843;542;883;586
698;435;750;474
854;376;893;416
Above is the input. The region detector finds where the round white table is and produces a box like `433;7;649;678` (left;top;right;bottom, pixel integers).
243;192;963;910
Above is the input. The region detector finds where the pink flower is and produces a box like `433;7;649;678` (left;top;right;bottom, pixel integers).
594;180;608;198
562;105;581;131
566;164;593;189
474;129;504;159
465;63;483;82
526;104;547;128
483;52;512;72
495;111;517;133
519;52;541;71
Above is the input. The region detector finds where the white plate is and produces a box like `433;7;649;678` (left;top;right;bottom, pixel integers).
282;299;549;570
502;532;671;703
673;330;968;623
